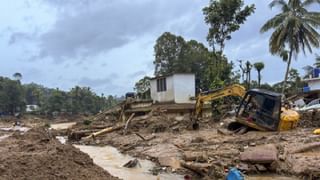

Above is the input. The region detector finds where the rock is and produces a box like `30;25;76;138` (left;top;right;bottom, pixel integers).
191;137;205;143
255;164;267;171
183;151;208;162
237;163;250;171
240;144;278;163
158;156;181;169
123;159;140;168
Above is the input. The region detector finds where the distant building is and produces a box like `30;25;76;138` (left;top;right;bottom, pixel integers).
26;105;40;112
150;73;195;104
302;68;320;100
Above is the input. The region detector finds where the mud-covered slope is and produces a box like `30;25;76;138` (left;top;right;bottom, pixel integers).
0;128;119;180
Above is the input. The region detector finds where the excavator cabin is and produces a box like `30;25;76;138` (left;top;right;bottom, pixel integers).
235;89;283;131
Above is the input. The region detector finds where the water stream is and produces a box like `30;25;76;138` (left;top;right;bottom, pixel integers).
75;145;183;180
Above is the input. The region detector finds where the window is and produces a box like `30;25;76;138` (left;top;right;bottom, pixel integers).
157;78;167;92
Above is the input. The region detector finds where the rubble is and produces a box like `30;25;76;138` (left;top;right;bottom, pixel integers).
56;100;320;179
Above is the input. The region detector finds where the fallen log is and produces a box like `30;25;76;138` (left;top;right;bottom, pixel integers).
82;125;123;140
83;112;151;140
135;133;146;141
123;113;135;135
180;161;210;177
291;142;320;154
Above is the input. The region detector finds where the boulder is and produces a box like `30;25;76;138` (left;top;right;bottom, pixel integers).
240;144;278;163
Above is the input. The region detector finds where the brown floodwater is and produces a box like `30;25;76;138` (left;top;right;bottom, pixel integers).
75;145;184;180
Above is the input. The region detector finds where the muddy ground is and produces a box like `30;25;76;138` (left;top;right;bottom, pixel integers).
66;110;320;179
0;117;119;180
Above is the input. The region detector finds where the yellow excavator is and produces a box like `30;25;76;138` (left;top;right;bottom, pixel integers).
192;84;300;131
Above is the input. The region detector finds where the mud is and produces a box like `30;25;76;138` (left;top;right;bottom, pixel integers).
0;128;118;180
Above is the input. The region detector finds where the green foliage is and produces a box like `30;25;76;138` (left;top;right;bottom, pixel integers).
203;0;255;52
83;119;92;126
134;76;151;99
261;0;320;94
272;68;303;95
0;77;25;114
0;75;120;116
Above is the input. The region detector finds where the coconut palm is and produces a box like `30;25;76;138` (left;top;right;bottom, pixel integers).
253;62;265;88
260;0;320;94
13;72;22;81
315;54;320;68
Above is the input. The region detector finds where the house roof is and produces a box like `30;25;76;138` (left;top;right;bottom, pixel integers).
150;73;195;80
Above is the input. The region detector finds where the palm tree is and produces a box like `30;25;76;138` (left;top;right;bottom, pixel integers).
253;62;265;88
314;54;320;68
260;0;320;94
244;61;252;89
13;72;22;81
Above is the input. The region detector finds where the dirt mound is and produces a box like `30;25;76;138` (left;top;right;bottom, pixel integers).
0;128;118;180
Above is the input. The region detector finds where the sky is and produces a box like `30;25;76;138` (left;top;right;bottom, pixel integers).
0;0;319;96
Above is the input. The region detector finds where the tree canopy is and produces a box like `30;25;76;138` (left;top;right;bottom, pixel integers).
203;0;255;52
0;76;120;116
152;32;238;92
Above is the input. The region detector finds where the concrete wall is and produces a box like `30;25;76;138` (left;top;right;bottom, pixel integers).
173;74;195;103
308;80;320;91
150;76;174;103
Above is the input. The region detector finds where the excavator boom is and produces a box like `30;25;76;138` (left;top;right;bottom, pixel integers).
194;84;246;120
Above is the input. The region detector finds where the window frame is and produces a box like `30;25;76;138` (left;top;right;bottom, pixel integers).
156;78;167;92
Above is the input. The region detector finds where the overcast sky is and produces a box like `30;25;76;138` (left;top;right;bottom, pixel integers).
1;0;319;96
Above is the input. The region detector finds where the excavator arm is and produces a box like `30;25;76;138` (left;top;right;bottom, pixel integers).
194;84;246;121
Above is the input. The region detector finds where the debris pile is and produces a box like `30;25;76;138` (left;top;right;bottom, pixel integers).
62;100;320;179
298;109;320;127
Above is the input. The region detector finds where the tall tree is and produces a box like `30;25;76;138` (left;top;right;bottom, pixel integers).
260;0;320;94
203;0;255;53
253;62;265;88
244;61;252;89
153;32;189;76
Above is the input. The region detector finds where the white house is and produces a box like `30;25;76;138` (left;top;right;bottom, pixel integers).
26;104;40;112
303;68;320;92
150;73;195;104
304;77;320;91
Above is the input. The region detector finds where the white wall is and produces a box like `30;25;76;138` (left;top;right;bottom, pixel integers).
308;80;320;91
173;74;195;104
150;76;174;103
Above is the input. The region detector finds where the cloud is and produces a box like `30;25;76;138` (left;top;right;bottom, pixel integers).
8;32;36;45
16;0;203;63
78;77;113;87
